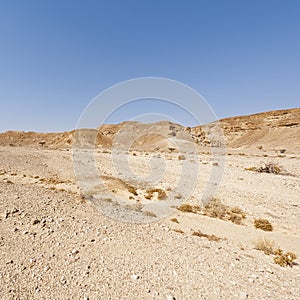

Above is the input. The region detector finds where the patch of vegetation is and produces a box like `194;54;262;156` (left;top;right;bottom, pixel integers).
254;237;275;255
203;198;246;225
254;239;297;267
273;249;297;267
176;198;246;225
254;218;273;231
176;204;201;213
192;230;221;242
178;155;186;160
126;184;138;196
245;162;282;175
145;188;167;200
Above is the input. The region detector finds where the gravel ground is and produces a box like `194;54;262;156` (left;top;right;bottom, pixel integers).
0;146;299;299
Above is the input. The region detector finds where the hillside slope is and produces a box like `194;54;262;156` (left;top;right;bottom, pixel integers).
0;108;299;151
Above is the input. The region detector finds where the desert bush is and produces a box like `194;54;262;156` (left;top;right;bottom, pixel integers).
254;238;275;255
273;249;297;267
257;163;281;174
203;198;246;225
145;188;167;200
126;184;138;196
176;204;201;213
192;230;221;242
246;162;282;174
254;218;273;231
178;155;186;160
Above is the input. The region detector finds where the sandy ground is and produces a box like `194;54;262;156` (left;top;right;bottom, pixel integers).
0;146;299;299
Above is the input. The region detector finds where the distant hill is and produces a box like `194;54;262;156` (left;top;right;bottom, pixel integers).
0;108;299;152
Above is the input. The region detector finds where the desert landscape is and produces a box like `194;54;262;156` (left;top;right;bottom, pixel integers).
0;108;299;299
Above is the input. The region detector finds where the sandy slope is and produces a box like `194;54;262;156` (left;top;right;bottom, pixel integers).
0;144;299;299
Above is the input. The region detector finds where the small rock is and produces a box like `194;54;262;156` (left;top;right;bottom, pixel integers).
23;231;29;235
131;274;140;280
11;207;19;214
71;249;79;255
6;260;13;264
32;219;40;225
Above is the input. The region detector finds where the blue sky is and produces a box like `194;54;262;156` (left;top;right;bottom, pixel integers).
0;0;299;132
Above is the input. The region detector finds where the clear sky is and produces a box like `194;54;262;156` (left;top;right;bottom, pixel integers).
0;0;299;132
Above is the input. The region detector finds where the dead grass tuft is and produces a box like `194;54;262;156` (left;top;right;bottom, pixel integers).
203;198;246;225
145;188;167;200
192;231;221;241
176;204;201;214
254;218;273;231
126;184;138;196
254;237;275;255
246;162;282;175
254;239;297;267
273;249;297;267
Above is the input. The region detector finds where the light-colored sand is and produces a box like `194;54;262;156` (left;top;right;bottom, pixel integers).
0;108;299;299
0;144;299;299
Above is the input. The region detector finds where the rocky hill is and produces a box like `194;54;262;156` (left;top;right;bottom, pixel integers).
0;108;299;151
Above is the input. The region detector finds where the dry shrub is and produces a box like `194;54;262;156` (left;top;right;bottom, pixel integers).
254;238;275;255
273;249;297;267
145;188;167;200
177;204;201;214
246;162;282;174
245;167;256;171
256;163;281;174
177;198;246;224
192;231;221;242
254;218;273;231
170;218;179;223
178;155;186;160
203;198;227;219
203;198;246;225
126;184;138;196
254;240;297;267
